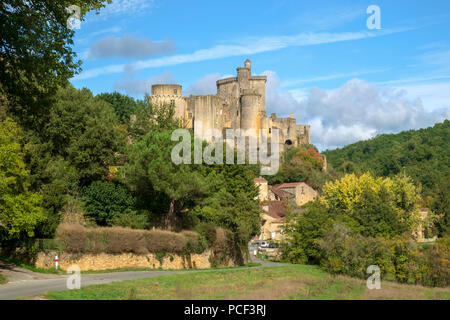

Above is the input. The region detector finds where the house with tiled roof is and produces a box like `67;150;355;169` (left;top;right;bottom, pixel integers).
259;201;287;241
253;177;318;241
273;182;318;206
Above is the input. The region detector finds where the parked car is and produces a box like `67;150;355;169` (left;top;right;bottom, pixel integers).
259;241;269;249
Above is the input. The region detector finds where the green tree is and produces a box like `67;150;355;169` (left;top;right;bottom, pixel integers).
280;201;333;264
43;85;126;185
121;130;215;230
83;181;136;226
1;0;110;122
96;92;138;123
0;118;45;241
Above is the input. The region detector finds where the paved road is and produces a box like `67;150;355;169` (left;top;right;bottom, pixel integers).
0;252;285;300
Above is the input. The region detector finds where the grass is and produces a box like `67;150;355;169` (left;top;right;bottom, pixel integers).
0;274;7;285
78;262;261;274
44;264;450;300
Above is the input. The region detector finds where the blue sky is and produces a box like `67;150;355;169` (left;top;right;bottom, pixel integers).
70;0;450;150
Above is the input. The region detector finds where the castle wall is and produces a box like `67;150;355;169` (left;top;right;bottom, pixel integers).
147;60;311;149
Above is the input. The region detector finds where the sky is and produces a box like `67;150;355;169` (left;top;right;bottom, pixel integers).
70;0;450;151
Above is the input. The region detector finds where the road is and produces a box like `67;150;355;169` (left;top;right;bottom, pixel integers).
0;250;284;300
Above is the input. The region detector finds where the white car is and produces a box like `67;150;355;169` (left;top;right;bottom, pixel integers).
259;241;269;249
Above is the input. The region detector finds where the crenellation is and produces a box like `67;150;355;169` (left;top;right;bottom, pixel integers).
148;59;311;150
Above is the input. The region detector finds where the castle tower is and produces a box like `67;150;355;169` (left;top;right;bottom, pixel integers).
148;84;187;120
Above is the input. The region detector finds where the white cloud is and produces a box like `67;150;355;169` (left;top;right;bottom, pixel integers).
263;71;449;151
281;68;389;88
185;74;221;96
74;28;410;80
88;35;175;59
113;66;175;96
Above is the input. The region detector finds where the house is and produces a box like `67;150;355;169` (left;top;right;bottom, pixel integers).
253;177;318;241
272;182;318;206
259;201;287;241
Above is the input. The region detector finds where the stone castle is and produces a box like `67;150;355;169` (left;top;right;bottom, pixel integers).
148;59;310;151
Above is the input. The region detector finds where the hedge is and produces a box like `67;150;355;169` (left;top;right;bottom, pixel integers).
56;224;204;255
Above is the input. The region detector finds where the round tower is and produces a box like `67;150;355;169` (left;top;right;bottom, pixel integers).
240;93;260;135
149;84;186;120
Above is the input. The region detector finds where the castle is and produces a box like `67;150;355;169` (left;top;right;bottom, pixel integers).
148;59;310;151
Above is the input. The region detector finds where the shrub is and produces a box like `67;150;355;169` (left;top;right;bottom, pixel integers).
111;209;149;229
82;181;136;226
318;224;449;287
55;224;207;255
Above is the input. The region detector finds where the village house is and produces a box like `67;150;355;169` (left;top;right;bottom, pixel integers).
254;177;318;241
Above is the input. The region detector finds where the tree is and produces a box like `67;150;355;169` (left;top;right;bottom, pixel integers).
1;0;110;122
321;172;422;237
280;201;333;264
121;130;216;231
83;181;136;226
96;92;138;123
0;118;45;241
42;85;126;185
128;98;182;140
195;189;261;245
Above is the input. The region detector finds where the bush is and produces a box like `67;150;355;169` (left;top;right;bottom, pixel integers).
318;224;395;278
111;209;149;229
280;201;333;264
82;181;136;226
55;224;206;255
318;224;449;287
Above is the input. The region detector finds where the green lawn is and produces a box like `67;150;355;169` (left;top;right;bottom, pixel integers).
44;265;450;300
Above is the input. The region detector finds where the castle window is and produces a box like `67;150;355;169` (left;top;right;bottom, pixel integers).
174;89;177;95
269;128;272;134
170;100;175;106
285;139;293;146
237;110;239;116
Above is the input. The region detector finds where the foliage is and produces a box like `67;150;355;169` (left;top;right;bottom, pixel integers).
96;92;138;124
267;145;332;191
0;0;110;122
121;130;216;230
323;120;450;232
56;224;207;255
111;210;149;230
318;224;449;287
128;98;182;140
321;172;422;237
280;201;333;264
0;118;45;241
82;181;136;226
195;189;261;245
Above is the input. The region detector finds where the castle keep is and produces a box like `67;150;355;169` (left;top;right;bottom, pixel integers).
148;59;310;150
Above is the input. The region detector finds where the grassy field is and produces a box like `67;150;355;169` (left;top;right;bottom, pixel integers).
44;265;450;300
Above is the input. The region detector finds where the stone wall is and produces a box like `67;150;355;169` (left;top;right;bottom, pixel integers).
35;249;236;271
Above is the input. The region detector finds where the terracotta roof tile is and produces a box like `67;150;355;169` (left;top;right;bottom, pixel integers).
270;186;293;200
264;201;287;220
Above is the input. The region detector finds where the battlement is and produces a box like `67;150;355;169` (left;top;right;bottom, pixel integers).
147;59;311;148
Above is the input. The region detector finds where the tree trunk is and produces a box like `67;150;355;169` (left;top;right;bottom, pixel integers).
165;199;176;231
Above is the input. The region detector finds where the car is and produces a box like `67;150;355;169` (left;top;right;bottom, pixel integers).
259;241;269;248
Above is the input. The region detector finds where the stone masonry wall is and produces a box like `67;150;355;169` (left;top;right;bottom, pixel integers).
35;249;236;271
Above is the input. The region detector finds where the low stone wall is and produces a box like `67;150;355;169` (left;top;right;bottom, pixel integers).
34;250;236;271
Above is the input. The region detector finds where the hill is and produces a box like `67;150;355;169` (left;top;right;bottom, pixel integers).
324;120;450;197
